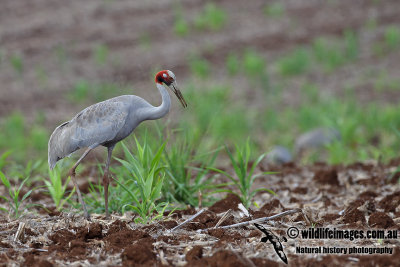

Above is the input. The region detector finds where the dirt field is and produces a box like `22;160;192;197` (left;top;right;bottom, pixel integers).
1;0;400;125
1;160;399;266
1;0;400;266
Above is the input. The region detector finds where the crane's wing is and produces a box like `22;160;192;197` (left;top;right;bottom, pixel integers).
71;99;130;148
48;98;132;169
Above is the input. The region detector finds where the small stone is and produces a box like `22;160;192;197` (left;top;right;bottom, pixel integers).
265;145;292;164
295;127;341;155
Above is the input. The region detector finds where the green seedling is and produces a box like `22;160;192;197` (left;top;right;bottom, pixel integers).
226;53;239;76
243;49;266;78
46;167;75;211
11;159;43;180
0;151;11;171
209;139;275;208
68;80;91;102
194;3;227;31
174;6;189;37
277;48;310;76
264;3;285;17
384;26;400;50
0;171;35;219
115;138;168;223
163;134;221;207
93;44;109;65
189;56;211;78
9;54;23;75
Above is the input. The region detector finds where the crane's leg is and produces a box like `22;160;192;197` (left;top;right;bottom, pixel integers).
103;145;115;219
69;147;93;220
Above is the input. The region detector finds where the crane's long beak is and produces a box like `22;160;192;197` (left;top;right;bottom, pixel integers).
170;82;187;108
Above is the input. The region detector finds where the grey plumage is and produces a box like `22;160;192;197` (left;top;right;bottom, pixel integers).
48;95;151;169
47;70;187;219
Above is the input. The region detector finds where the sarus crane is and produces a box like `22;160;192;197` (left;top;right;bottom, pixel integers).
48;70;187;219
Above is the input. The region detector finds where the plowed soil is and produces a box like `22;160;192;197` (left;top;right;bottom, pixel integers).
1;0;400;125
1;160;399;266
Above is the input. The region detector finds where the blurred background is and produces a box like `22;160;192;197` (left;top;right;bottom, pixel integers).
1;0;400;166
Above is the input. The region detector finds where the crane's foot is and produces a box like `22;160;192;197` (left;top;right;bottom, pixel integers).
84;212;91;221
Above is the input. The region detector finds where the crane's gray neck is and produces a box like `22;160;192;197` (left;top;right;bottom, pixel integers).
145;83;171;120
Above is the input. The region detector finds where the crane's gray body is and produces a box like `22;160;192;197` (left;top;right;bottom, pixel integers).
48;89;170;169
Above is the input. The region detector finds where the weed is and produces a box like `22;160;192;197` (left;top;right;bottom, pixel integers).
30;126;49;152
343;30;358;60
209;139;275;208
301;83;319;103
312;31;358;71
9;54;23;75
277;48;310;76
194;3;227;31
242;49;266;78
69;80;91;102
312;37;344;71
0;151;11;171
46;167;75;211
264;3;285;17
226;53;240;76
115;138;168;223
174;7;189;37
11;160;43;181
384;26;400;50
163;133;220;207
374;70;400;91
189;56;211;78
93;44;109;65
0;171;35;218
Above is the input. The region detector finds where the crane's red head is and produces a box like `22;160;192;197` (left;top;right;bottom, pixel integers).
155;70;187;108
155;70;175;86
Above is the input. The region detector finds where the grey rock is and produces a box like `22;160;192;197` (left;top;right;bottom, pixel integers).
265;145;292;164
295;127;341;155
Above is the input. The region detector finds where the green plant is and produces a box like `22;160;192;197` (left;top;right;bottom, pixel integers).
163;133;220;207
194;3;227;31
312;38;344;71
242;50;266;78
209;139;275;208
343;30;358;60
312;31;358;71
0;113;47;163
0;151;11;171
384;26;400;50
93;44;109;65
0;171;34;218
68;80;91;102
115;138;168;223
9;54;23;74
226;53;240;76
46;167;75;211
264;3;285;17
189;56;211;78
174;8;189;37
11;160;43;180
277;48;310;76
